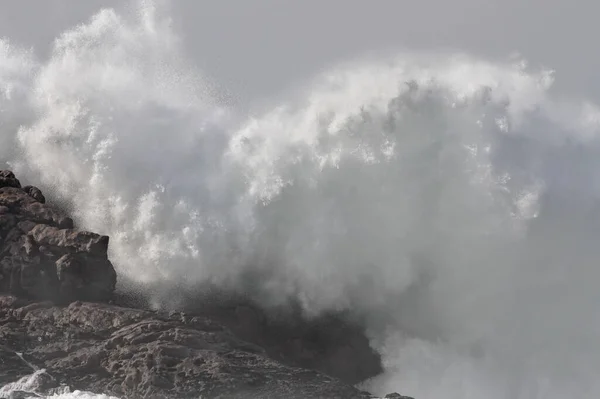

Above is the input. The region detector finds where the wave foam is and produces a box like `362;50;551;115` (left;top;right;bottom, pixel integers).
2;1;600;398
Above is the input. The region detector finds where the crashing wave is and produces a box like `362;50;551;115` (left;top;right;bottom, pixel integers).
2;1;600;398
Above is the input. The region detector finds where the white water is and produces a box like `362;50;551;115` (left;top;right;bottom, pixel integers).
0;370;118;399
2;1;600;398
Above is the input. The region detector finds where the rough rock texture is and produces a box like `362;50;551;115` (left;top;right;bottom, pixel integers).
0;296;381;398
0;171;412;398
0;171;116;302
174;294;383;386
0;171;22;190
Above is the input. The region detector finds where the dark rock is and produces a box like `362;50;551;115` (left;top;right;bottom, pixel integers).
0;171;407;399
22;186;46;204
385;393;415;399
182;298;383;386
0;187;73;229
0;171;21;189
29;225;109;255
0;171;115;303
0;297;379;399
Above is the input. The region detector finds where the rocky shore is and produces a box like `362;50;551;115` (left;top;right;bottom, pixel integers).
0;171;412;399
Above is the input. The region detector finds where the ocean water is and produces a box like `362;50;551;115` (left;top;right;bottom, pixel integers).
2;1;600;398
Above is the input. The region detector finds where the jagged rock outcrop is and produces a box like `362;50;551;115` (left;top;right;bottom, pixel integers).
0;171;411;398
0;171;22;190
0;296;379;398
0;171;116;302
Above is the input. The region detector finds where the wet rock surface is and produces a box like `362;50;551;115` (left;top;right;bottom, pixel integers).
0;171;410;398
176;295;383;386
0;296;382;398
0;171;116;302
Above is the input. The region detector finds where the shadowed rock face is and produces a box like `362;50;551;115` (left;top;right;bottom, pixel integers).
0;297;380;399
0;171;409;398
116;287;385;388
0;171;116;302
176;293;384;386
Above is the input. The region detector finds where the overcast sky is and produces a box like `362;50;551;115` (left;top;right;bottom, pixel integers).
0;0;598;102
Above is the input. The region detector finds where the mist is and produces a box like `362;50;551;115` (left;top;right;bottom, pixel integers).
1;1;600;398
1;0;600;100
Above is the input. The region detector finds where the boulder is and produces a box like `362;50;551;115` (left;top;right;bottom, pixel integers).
0;171;116;302
0;171;21;189
22;185;46;204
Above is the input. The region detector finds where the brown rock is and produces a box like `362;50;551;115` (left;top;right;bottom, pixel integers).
0;171;401;399
178;296;383;386
0;298;379;399
29;225;109;255
0;171;116;303
0;170;21;189
22;185;46;204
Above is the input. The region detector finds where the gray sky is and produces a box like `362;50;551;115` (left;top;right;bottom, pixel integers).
0;0;598;102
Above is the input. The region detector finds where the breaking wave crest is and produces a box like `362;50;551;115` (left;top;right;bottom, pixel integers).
2;1;600;398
